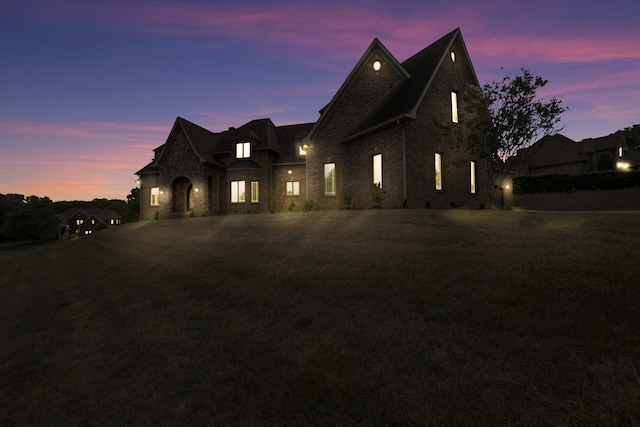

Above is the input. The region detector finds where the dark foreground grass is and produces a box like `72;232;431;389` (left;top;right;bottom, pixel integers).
1;209;639;425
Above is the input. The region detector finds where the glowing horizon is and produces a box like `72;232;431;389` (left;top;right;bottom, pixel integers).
1;0;638;201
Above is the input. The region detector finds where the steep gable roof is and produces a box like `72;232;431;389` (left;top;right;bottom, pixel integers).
307;38;410;141
153;117;222;167
345;28;478;141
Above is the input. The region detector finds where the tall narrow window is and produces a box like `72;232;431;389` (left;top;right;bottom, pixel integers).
286;181;300;196
251;181;259;203
619;146;623;157
373;154;383;188
324;163;336;195
451;92;459;123
470;161;476;194
236;142;251;158
150;187;160;206
231;180;245;203
435;153;442;191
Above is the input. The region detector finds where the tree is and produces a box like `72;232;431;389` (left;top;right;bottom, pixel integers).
441;68;567;203
127;187;140;222
3;195;59;242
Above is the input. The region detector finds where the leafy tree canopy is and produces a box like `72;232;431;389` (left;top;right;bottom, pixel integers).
439;68;567;203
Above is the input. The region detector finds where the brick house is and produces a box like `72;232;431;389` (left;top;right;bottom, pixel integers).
514;133;633;176
136;28;489;219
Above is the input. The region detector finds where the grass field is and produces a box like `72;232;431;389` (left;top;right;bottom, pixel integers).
1;209;639;425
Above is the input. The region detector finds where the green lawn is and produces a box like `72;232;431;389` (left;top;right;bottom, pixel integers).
1;209;639;425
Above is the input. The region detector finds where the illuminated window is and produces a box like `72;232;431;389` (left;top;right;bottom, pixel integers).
85;230;92;235
619;146;623;157
150;187;160;206
76;219;83;225
236;142;251;159
286;181;300;196
435;153;442;191
299;145;307;156
451;92;459;123
324;163;336;195
251;181;259;203
231;180;245;203
373;60;381;71
373;154;382;188
470;161;476;194
451;51;456;62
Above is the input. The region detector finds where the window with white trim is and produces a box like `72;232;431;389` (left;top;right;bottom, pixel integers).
150;187;160;206
324;163;336;195
236;142;251;159
251;181;259;203
470;161;476;194
435;153;443;191
231;180;245;203
373;154;383;188
286;181;300;196
451;92;459;123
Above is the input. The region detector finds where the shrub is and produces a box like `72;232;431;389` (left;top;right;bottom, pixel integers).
288;201;297;212
303;199;316;211
339;190;354;210
370;184;386;207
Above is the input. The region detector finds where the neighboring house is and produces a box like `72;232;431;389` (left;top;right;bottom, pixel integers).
514;133;634;176
57;208;123;237
136;28;490;218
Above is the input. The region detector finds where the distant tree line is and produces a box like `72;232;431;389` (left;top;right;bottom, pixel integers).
0;188;140;243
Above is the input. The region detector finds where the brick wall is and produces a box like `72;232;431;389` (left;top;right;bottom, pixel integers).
272;164;306;212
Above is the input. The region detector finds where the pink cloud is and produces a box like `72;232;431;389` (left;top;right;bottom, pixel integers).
471;33;640;65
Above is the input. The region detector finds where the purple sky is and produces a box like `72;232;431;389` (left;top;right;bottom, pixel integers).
1;0;638;201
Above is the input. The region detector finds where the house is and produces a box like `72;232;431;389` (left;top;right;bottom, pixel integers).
57;208;123;237
136;28;490;218
514;133;634;176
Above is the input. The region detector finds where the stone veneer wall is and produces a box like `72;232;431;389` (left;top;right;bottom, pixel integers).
157;129;217;218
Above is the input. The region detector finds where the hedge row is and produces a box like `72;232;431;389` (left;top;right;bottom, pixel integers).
514;171;640;194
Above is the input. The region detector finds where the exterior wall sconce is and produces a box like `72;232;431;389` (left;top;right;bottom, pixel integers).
288;170;292;174
194;188;199;192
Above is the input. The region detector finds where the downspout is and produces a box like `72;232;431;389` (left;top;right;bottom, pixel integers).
398;120;408;206
216;169;220;213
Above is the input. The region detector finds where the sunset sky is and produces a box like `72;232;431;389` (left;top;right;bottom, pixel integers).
1;0;638;201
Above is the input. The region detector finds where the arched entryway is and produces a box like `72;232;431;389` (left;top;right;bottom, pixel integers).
172;177;194;212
